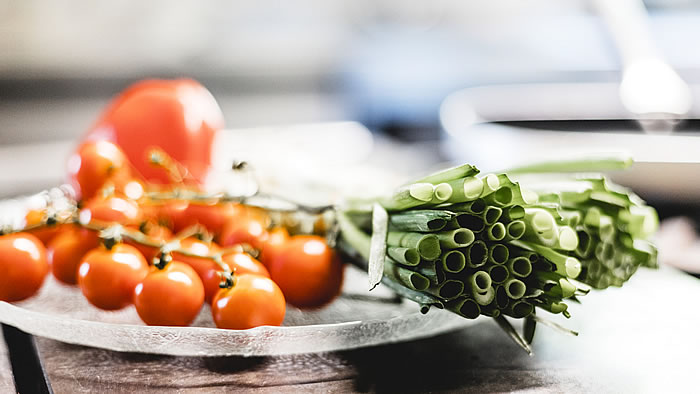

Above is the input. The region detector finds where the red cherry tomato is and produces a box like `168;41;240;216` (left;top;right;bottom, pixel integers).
223;252;269;278
0;233;49;302
134;261;205;326
268;235;344;308
104;171;145;201
197;252;270;304
24;209;68;245
81;196;142;225
66;140;130;201
126;222;172;264
143;199;189;230
173;202;239;237
77;243;149;310
220;212;270;250
46;225;99;285
259;226;289;268
172;237;221;303
86;79;224;185
211;274;286;330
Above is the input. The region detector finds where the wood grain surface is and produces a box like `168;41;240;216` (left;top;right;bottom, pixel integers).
0;330;14;393
30;266;700;393
35;321;601;394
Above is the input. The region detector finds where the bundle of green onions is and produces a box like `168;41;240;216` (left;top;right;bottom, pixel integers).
336;157;658;350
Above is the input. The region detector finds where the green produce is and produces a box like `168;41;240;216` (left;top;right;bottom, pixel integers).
337;156;658;352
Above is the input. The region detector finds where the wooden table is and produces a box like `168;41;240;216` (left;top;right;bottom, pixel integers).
3;266;700;393
0;329;14;393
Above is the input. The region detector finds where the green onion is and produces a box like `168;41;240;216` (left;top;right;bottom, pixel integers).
449;199;486;215
446;213;485;232
489;264;510;284
483;206;503;225
430;183;453;205
441;250;467;273
415;260;444;285
504;279;527;299
536;272;576;297
575;230;594;259
380;183;435;211
427;279;464;300
505;220;526;240
388;210;453;232
503;205;525;221
387;246;421;267
340;158;659;348
511;240;582;278
507;256;532;278
503;153;633;174
524;314;537;344
483;186;514;207
536;297;570;317
480;174;501;196
436;228;475;249
384;259;430;291
504;300;535;318
412;163;479;185
446;297;481;319
486;222;506;241
480;301;501;317
387;231;441;260
488;243;509;265
446;177;484;203
525;208;556;232
469;271;492;294
472;286;495;305
465;240;488;268
557;226;579;251
495;285;510;309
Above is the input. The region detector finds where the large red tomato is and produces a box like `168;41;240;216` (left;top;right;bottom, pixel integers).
85;79;224;185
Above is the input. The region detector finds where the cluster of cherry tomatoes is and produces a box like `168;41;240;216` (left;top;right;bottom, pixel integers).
0;79;345;330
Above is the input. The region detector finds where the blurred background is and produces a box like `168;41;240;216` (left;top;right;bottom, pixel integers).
2;0;699;144
2;0;700;218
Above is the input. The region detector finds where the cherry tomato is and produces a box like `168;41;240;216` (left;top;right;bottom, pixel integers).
259;226;289;268
143;199;189;230
211;274;286;330
196;252;270;304
24;209;68;245
46;225;99;285
0;233;49;302
173;202;239;237
78;243;149;310
85;79;224;185
103;171;145;201
223;252;269;278
134;261;205;326
81;196;142;225
220;211;270;250
126;222;172;264
172;237;221;302
66;140;130;201
268;235;344;308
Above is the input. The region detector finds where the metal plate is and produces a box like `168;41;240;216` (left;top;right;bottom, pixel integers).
0;265;478;357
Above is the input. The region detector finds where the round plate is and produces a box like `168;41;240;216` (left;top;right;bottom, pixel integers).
0;266;478;356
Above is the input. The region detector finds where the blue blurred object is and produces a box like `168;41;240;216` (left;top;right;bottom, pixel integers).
340;10;700;140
